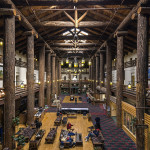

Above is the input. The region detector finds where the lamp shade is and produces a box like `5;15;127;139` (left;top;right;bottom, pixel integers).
82;58;85;64
61;60;64;66
88;60;92;65
74;62;78;67
128;83;132;89
66;58;69;64
69;63;72;68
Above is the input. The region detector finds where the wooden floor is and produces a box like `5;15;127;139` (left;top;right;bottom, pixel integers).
63;96;82;103
16;112;94;150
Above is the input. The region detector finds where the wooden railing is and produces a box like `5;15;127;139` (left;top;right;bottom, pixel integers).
0;83;44;105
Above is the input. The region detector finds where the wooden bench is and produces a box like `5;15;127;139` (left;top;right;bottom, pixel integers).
62;117;68;126
19;127;36;142
75;133;83;146
45;127;58;144
29;129;45;150
91;132;104;149
54;116;62;126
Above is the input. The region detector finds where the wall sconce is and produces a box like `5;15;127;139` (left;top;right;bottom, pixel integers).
81;63;84;67
53;80;55;83
0;89;5;97
128;82;132;89
47;81;50;83
96;80;98;83
38;81;41;84
110;82;112;85
0;41;3;46
101;81;103;84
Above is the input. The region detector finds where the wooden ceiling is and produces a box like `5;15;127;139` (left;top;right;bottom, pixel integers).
0;0;143;59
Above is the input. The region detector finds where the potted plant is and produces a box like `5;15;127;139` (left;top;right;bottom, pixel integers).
12;117;20;127
12;135;26;150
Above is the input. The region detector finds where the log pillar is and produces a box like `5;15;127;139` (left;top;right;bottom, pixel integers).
55;58;58;96
116;31;127;128
39;44;45;107
93;57;96;92
69;71;71;94
106;42;112;114
46;51;51;106
100;52;104;87
3;15;15;149
26;31;35;125
51;53;56;98
58;60;61;96
136;11;149;150
96;54;100;89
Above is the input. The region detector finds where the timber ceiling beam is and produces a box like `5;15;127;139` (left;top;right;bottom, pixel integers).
98;0;147;52
12;0;139;6
52;47;97;51
1;0;54;53
51;43;100;47
35;21;112;27
45;35;107;41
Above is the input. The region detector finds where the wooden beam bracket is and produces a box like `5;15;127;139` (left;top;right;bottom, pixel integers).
0;8;16;16
137;7;150;15
115;31;128;37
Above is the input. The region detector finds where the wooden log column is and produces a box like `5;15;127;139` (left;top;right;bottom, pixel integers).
69;71;71;94
93;57;96;92
39;44;45;107
46;51;51;106
96;54;100;89
116;31;127;128
136;10;149;150
106;42;112;114
3;14;15;149
55;58;58;96
26;31;35;125
100;51;104;87
58;60;61;96
51;53;56;98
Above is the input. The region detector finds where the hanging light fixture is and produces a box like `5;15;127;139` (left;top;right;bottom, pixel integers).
128;82;132;89
69;63;72;68
74;57;78;68
66;58;69;64
61;60;64;66
101;81;103;84
82;58;85;64
81;63;84;67
20;82;24;88
88;60;92;66
110;82;112;85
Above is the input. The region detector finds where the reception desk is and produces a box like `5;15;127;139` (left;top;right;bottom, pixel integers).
61;108;89;114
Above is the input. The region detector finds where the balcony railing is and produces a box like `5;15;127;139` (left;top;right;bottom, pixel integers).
0;83;44;105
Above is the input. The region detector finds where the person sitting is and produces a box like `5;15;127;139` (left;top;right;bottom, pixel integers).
34;119;42;130
66;136;76;147
68;131;76;136
67;122;74;131
85;129;100;142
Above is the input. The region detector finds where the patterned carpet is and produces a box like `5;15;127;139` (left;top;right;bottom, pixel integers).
46;94;137;150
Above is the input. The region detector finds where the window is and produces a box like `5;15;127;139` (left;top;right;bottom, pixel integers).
123;111;136;135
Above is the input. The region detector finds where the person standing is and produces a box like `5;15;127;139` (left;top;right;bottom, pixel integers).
95;116;101;130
